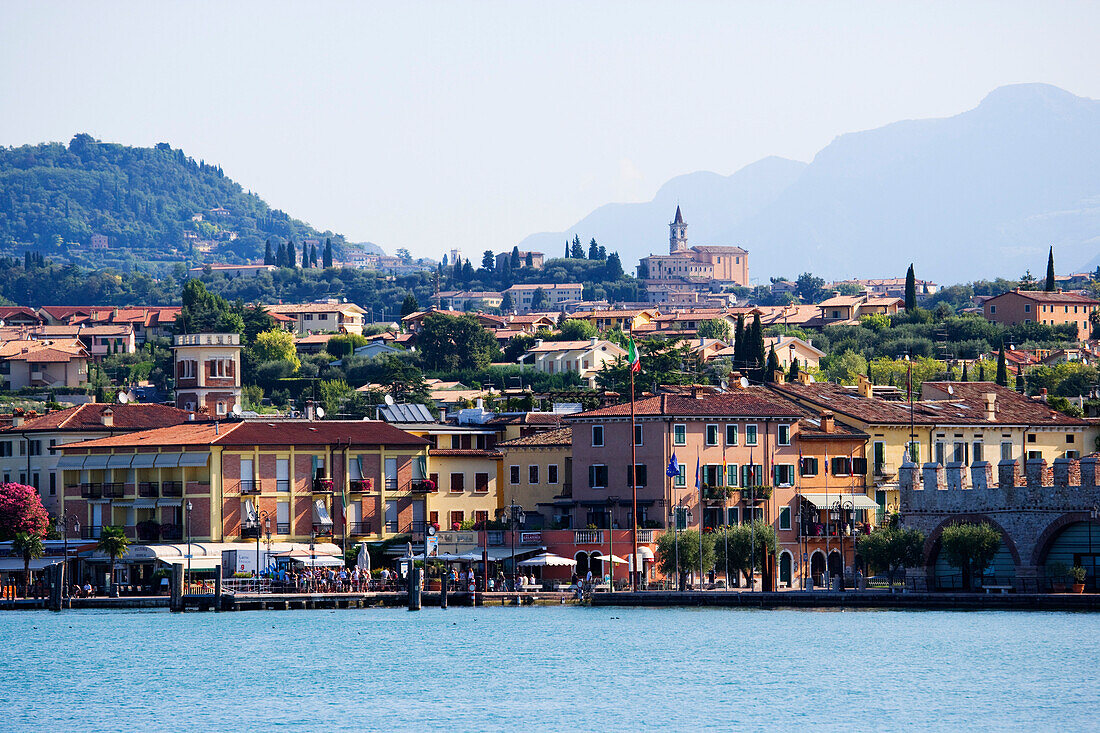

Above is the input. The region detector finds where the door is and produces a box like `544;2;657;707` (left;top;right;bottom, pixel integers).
240;459;253;492
385;458;398;490
276;459;289;492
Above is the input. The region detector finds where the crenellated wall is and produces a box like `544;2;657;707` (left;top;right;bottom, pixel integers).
898;455;1100;591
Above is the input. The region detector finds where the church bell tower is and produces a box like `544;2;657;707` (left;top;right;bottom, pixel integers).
669;205;688;253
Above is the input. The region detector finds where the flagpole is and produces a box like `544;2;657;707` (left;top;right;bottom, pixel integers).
629;363;638;591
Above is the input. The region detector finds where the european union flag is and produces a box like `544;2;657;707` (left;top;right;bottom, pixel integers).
666;454;679;478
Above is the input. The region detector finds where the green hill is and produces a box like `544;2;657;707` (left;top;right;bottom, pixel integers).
0;134;348;273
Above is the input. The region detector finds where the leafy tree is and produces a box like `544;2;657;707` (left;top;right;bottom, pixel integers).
241;384;264;409
97;525;130;597
856;526;925;587
0;482;50;540
1025;362;1099;398
712;521;778;582
698;318;731;341
796;272;826;303
656;529;714;591
596;337;692;396
326;333;369;358
12;531;44;597
461;260;474;281
530;287;548;311
400;293;419;316
323;238;333;268
824;351;869;384
176;280;243;335
905;264;917;311
556;319;597;341
500;291;515;314
318;379;353;415
250;329;300;372
1044;246;1055;291
503;333;536;363
417;313;499;372
940;522;1003;590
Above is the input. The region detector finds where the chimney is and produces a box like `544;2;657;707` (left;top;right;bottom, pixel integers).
535;339;544;348
590;337;599;347
101;407;114;427
11;414;23;428
857;373;873;398
214;421;220;435
821;410;835;433
983;393;996;421
1039;388;1048;401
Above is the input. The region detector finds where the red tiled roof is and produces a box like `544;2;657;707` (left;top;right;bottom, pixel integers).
497;427;572;447
566;389;802;420
986;290;1099;305
4;404;202;434
427;449;503;457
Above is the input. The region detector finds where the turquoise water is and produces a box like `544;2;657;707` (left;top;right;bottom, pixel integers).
2;607;1097;732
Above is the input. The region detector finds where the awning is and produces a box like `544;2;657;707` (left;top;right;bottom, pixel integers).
159;556;223;570
154;453;182;468
56;454;86;469
518;552;576;568
281;554;343;567
456;547;542;562
178;453;210;467
107;454;133;469
131;454;158;468
594;554;629;564
243;500;258;524
312;500;333;528
799;493;880;510
82;454;111;469
0;557;63;571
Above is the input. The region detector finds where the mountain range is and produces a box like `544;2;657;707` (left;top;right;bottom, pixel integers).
519;83;1100;284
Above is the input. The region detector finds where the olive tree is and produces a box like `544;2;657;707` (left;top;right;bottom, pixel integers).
939;522;1002;591
856;526;925;589
656;529;714;591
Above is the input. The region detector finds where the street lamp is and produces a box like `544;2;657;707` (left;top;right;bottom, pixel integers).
255;510;270;593
832;498;854;591
185;500;193;590
508;501;525;592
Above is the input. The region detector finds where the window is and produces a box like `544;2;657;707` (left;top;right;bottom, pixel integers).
831;456;850;476
475;510;489;525
873;442;885;472
773;464;794;486
972;441;983;463
627;464;648;487
592;425;604;447
800;457;819;476
1000;441;1013;461
745;424;758;446
589;465;608;489
0;441;10;457
449;511;464;527
906;441;920;463
675;465;686;487
727;507;740;525
952;442;966;464
49;439;57;454
934;442;945;465
528;465;539;484
779;506;792;531
49;473;56;496
509;465;520;485
990;304;997;314
1027;434;1036;444
778;425;791;446
1066;450;1080;460
450;473;464;492
673;424;687;446
1027;450;1042;460
548;464;558;484
634;425;643;446
740;464;763;487
474;473;489;493
1024;303;1031;313
276;458;290;492
1066;434;1075;444
702;464;722;486
705;424;719;446
726;464;738;487
725;424;738;446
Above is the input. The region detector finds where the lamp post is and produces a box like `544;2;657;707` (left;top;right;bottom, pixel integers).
832;498;854;591
508;501;524;592
607;496;619;593
185;500;193;591
58;513;79;597
255;510;270;593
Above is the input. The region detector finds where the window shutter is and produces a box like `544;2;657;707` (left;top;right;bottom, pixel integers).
227;359;235;377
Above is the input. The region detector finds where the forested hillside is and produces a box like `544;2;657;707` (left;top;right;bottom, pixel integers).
0;134;347;273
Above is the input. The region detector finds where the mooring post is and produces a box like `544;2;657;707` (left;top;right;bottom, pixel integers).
170;564;184;612
214;567;222;612
440;571;448;610
408;567;422;611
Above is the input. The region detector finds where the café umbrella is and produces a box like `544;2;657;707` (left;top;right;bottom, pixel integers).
517;552;576;568
593;554;629;565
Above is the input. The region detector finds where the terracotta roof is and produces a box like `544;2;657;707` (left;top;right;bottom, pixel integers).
267;303;365;314
986;290;1099;305
567;389;802;420
0;339;88;362
62;419;427;450
3;404;202;434
0;307;44;321
568;309;655;319
526;340;626;353
427;449;503;458
497;427;572;447
486;412;567;426
773;381;1088;427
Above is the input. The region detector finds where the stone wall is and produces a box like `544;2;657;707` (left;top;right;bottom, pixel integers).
898;456;1099;591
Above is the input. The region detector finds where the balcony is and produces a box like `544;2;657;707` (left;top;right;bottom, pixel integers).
636;529;656;543
241;523;261;539
313;478;334;493
136;521;160;542
348;521;372;535
81;525;103;539
101;483;124;499
740;486;772;503
80;483;102;499
349;479;373;493
275;522;290;534
160;523;182;541
411;479;437;494
161;481;183;498
312;522;333;537
239;480;260;495
574;529;604;545
275;480;290;492
703;486;735;503
138;482;159;498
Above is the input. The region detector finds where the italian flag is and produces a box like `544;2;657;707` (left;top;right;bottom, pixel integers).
627;337;641;373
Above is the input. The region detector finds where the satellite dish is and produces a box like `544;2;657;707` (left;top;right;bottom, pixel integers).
739;376;749;389
231;404;242;416
384;394;395;406
315;406;325;418
719;379;729;391
807;375;816;383
117;392;129;404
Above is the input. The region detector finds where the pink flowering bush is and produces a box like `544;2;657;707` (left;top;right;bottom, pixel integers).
0;483;49;540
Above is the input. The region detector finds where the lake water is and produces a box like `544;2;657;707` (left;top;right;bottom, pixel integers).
2;606;1097;732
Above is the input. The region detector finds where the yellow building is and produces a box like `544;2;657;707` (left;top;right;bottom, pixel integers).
496;427;573;528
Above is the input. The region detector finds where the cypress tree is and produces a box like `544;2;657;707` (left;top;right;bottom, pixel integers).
749;314;764;377
589;238;599;259
764;346;780;383
323;238;333;268
1015;372;1025;392
525;251;533;268
276;242;286;268
961;362;968;381
310;244;318;268
904;264;916;312
511;246;521;269
995;343;1008;387
1044;246;1055;291
264;240;274;266
302;244;309;268
978;362;985;381
400;293;419;316
733;314;746;370
788;357;800;382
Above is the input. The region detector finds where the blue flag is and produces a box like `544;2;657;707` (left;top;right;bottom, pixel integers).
666;454;679;478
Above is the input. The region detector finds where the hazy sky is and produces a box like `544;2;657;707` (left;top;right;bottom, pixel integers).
3;2;1098;259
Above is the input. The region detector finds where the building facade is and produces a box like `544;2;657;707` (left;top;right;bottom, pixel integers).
983;289;1099;341
173;333;242;417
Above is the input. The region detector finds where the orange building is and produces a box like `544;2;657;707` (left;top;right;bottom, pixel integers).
983;289;1099;340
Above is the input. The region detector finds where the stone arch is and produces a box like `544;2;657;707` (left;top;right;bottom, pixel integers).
1029;511;1096;568
778;551;793;588
923;514;1022;590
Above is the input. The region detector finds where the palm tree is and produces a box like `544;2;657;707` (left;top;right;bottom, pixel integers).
96;526;130;597
12;532;44;598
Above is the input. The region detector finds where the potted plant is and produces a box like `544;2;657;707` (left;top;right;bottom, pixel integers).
1070;566;1087;594
1047;561;1069;592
